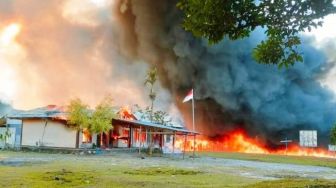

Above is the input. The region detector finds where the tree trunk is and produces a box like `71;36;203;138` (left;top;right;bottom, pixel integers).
100;132;103;148
150;86;154;122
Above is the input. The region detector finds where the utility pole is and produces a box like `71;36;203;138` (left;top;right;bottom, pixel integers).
280;138;292;155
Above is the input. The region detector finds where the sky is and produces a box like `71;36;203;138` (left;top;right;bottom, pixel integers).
0;0;153;110
0;0;335;111
307;14;336;95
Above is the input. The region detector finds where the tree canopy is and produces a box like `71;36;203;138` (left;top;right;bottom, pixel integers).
67;97;115;134
144;67;158;120
67;98;90;130
90;96;115;134
177;0;336;67
134;105;173;126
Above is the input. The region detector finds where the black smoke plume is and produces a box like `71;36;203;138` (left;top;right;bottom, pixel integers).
115;0;336;146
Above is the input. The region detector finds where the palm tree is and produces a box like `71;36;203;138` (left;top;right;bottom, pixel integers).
144;67;157;155
144;67;157;121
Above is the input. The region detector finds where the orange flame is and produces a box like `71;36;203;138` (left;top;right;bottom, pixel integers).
1;23;21;45
175;130;336;158
82;129;92;143
119;106;135;120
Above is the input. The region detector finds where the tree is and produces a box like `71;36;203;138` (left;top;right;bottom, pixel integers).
153;110;173;126
67;98;90;131
144;67;158;155
144;67;158;121
89;96;115;134
134;105;173;126
177;0;336;67
0;126;11;149
331;123;336;145
67;97;115;149
89;96;115;148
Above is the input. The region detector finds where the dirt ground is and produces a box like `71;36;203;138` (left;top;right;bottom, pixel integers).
2;151;336;180
0;151;336;187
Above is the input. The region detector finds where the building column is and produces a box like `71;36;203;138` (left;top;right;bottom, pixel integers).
139;126;142;154
128;125;133;148
106;132;110;148
92;133;97;146
76;130;80;148
172;132;175;154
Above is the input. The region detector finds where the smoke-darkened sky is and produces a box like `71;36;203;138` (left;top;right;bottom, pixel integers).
1;0;336;145
0;0;174;111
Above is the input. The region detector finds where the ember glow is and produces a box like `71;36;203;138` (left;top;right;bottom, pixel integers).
119;106;134;120
175;129;336;158
0;23;21;46
0;23;22;101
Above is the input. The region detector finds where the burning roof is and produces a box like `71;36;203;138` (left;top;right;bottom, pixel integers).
112;118;197;135
117;106;137;120
115;106;188;133
8;105;187;131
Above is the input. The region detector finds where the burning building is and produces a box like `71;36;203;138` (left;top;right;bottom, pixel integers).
6;105;78;148
4;105;195;152
0;0;336;156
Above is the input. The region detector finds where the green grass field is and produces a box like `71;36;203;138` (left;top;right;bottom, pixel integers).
0;151;335;187
196;151;336;169
0;155;254;187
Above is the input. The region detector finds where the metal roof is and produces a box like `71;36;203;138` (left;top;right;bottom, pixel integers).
7;105;67;120
7;105;197;135
112;118;198;135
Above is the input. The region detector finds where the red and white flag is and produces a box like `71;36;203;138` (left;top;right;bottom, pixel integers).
182;89;193;103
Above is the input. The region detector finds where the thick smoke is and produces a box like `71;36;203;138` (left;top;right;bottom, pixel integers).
0;0;176;112
116;0;336;146
0;0;336;146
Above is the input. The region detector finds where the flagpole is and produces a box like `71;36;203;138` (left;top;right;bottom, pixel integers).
192;89;195;132
192;89;196;158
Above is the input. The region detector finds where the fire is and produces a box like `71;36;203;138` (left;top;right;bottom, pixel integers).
82;129;92;143
0;23;21;46
175;130;336;158
0;23;22;101
90;0;110;7
275;145;333;158
228;133;268;154
119;106;135;120
176;130;269;154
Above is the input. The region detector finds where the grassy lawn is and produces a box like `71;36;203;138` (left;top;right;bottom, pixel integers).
0;161;255;188
0;151;256;188
196;151;336;169
245;179;336;188
0;151;335;187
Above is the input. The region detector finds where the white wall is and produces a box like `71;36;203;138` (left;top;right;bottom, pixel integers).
21;119;77;148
